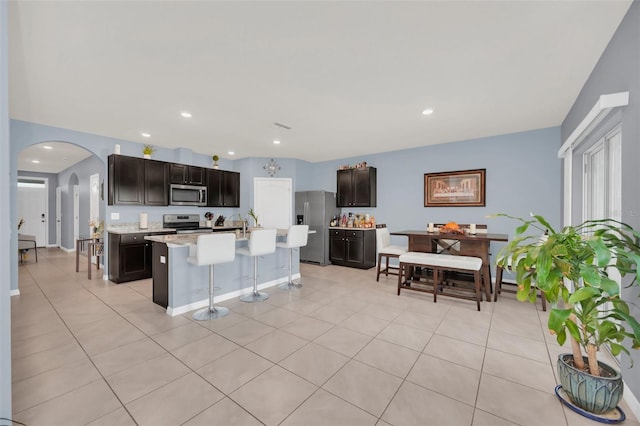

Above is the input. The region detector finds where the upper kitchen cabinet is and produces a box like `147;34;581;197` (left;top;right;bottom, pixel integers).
169;164;206;185
336;167;377;207
109;155;144;205
207;169;240;207
108;155;168;206
144;160;168;206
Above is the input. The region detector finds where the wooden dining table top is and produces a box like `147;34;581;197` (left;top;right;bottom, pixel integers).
390;230;508;242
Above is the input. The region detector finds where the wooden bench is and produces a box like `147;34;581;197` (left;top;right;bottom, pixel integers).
397;252;484;311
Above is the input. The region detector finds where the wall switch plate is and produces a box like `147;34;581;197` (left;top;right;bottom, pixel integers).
160;256;166;264
111;212;120;220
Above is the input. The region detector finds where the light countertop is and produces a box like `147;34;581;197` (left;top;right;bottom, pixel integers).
329;227;376;231
145;228;316;247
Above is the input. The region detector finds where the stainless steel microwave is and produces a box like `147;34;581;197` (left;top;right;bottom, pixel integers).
169;184;207;206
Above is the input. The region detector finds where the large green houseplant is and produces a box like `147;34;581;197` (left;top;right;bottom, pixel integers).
495;213;640;414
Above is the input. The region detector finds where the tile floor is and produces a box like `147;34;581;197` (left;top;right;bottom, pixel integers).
10;248;640;426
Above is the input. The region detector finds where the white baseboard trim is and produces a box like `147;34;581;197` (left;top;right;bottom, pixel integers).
46;243;57;248
10;289;20;296
623;379;640;421
60;246;75;253
166;273;301;317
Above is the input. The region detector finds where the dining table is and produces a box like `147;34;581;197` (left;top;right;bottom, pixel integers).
390;230;509;300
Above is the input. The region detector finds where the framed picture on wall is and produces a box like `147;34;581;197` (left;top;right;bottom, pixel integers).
424;169;486;207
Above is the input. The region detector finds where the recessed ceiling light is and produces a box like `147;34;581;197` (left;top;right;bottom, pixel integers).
141;132;151;138
422;108;434;115
32;160;40;164
273;140;281;145
42;145;53;150
180;112;192;118
228;151;235;155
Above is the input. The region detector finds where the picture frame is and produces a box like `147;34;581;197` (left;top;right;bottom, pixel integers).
424;169;486;207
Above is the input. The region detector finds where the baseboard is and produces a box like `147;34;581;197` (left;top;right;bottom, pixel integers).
166;273;301;317
10;289;20;296
623;379;640;421
60;246;75;253
46;243;57;248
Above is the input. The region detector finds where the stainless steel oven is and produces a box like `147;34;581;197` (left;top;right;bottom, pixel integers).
169;184;207;206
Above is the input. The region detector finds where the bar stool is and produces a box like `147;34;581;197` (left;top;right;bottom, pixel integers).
277;225;309;290
187;233;236;321
237;228;277;303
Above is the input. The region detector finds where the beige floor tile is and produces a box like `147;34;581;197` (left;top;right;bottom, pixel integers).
12;341;88;382
423;334;486;370
171;332;240;370
472;409;519;426
264;290;301;307
491;311;546;342
13;379;121;426
253;306;302;327
341;312;390;336
483;348;556;393
151;321;212;350
245;329;307;362
280;342;349;386
382;381;474;426
407;354;481;406
86;407;136;426
281;388;377;426
354;338;420;378
435;319;490;346
106;353;190;403
282;298;324;315
73;316;147;355
231;299;277;317
487;328;551;363
476;374;566;426
230;365;317;426
360;302;403;321
12;357;102;413
197;347;273;394
377;322;433;351
217;317;275;346
314;326;372;357
183;397;263;426
91;338;166;377
332;295;370;312
309;303;357;325
198;309;249;332
126;373;224;426
393;309;443;332
323;360;402;417
121;309;191;335
11;328;77;360
281;315;335;340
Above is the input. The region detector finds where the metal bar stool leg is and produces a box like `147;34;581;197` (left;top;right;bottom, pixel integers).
240;256;269;302
193;265;230;320
278;248;301;290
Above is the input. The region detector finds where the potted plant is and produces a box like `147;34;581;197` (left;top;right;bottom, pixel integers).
495;213;640;416
212;154;220;169
248;208;259;228
204;211;214;228
142;144;155;159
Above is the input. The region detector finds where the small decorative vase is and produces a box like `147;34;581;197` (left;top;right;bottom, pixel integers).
143;154;151;159
213;162;219;169
557;353;623;414
206;220;212;228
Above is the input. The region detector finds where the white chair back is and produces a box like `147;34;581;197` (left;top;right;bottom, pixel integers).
193;233;236;266
376;227;391;252
248;229;277;256
285;225;309;249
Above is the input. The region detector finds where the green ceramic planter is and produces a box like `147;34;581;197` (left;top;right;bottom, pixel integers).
557;353;623;414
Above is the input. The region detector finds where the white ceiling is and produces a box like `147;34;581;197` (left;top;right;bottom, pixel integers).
9;1;632;164
18;142;92;174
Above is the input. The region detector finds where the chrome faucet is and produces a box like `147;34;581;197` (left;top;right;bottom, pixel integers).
242;220;248;238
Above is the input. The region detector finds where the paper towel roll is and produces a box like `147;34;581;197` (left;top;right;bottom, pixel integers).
139;213;148;229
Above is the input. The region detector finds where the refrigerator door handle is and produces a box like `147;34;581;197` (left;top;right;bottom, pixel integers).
303;201;309;225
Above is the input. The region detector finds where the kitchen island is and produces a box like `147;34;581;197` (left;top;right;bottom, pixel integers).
145;230;298;316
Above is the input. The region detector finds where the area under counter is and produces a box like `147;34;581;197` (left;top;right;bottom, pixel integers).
146;230;297;315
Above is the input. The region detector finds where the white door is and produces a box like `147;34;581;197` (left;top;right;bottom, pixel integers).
73;185;80;243
17;177;48;246
56;187;62;247
254;178;292;229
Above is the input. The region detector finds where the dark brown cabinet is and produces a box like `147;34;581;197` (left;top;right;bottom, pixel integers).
207;169;240;207
108;232;153;283
144;160;168;206
169;164;205;185
336;167;377;207
329;229;376;269
108;155;144;205
108;155;168;206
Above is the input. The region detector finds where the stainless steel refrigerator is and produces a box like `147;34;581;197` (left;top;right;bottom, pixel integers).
296;191;340;265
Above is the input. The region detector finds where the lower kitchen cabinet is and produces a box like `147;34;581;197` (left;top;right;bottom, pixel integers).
108;232;156;283
329;229;376;269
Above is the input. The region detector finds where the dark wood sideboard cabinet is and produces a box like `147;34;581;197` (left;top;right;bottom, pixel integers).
336;167;377;207
108;232;154;283
329;229;376;269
